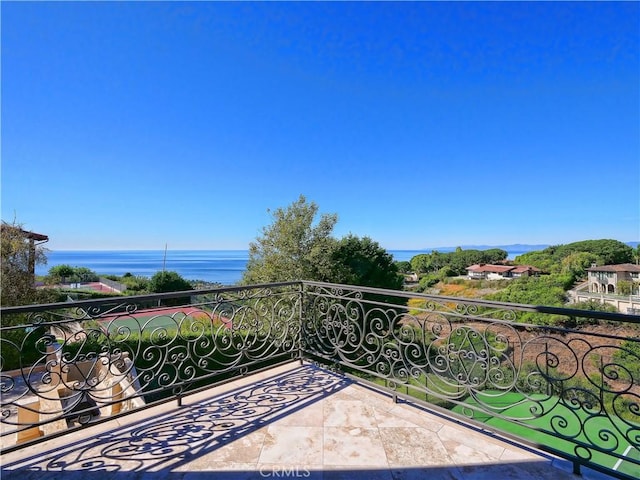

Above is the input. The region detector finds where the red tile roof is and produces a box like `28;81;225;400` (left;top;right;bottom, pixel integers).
511;265;542;273
467;264;514;273
467;264;541;274
587;263;640;273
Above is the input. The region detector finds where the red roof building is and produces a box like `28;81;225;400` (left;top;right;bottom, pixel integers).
466;264;541;280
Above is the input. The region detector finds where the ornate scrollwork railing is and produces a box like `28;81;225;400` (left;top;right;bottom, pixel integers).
1;283;301;450
300;281;640;479
2;280;639;478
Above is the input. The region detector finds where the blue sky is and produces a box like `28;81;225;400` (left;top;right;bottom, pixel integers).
2;2;638;251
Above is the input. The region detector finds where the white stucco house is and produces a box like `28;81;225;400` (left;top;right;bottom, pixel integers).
466;264;541;280
586;263;640;295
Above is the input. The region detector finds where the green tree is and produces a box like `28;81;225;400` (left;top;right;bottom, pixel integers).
617;280;634;296
487;274;573;307
419;274;439;290
74;267;98;282
410;251;449;273
148;271;193;293
410;254;431;274
242;196;404;292
47;264;75;284
330;235;403;290
1;221;55;307
429;250;447;271
483;248;509;263
517;239;633;272
395;261;412;274
560;252;599;280
412;248;508;276
555;239;633;265
242;195;338;283
46;265;98;284
121;275;150;292
514;250;558;273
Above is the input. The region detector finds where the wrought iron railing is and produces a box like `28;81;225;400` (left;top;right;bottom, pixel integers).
1;281;639;478
300;281;640;479
0;283;301;450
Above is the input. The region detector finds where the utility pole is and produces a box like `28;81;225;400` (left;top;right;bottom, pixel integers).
162;243;167;272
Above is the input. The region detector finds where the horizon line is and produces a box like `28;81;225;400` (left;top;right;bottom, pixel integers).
45;241;639;253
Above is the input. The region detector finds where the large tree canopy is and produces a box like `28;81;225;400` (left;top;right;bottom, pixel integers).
46;264;99;284
242;195;338;284
242;196;402;290
148;270;193;306
330;235;403;290
515;239;633;273
410;248;508;275
148;271;193;293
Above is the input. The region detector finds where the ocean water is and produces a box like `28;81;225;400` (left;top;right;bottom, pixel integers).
35;249;525;286
36;250;249;285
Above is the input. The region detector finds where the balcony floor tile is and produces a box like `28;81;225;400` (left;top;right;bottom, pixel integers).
0;362;613;480
260;425;324;465
323;426;388;467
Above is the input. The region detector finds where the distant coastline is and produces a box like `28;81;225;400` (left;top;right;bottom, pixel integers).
36;245;554;285
36;243;638;285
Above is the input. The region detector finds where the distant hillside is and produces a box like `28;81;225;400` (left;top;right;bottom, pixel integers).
422;242;638;253
422;244;549;253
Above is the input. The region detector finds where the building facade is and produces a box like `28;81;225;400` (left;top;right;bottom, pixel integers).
587;263;640;295
466;264;541;280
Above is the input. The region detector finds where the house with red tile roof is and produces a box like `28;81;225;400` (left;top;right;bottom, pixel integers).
466;264;541;280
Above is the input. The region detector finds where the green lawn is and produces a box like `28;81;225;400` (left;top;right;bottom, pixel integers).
98;308;212;335
452;390;639;478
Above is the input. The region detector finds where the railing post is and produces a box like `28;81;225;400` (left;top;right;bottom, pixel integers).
573;460;581;476
298;281;304;365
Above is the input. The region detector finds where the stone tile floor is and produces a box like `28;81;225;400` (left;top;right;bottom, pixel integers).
0;362;615;479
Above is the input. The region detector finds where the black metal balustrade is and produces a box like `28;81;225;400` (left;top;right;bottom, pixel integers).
1;281;638;479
